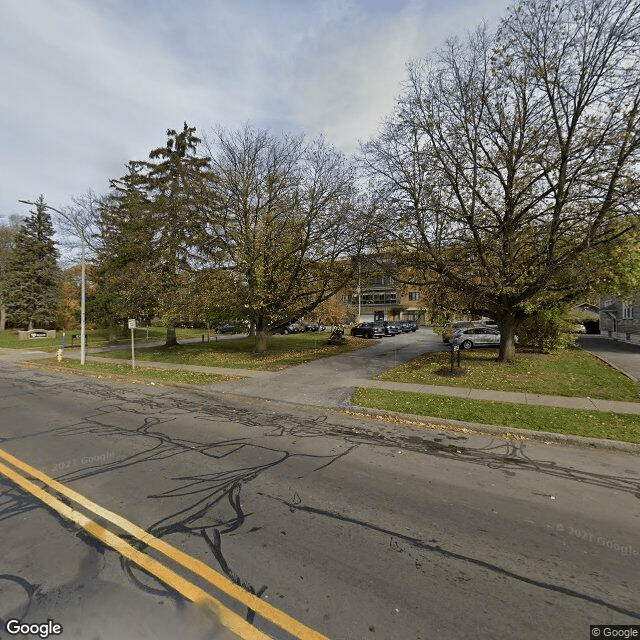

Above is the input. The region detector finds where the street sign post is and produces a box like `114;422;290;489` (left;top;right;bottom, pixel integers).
128;319;136;370
450;343;460;372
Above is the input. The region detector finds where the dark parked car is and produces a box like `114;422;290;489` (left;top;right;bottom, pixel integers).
271;321;304;334
303;323;326;332
374;321;400;336
217;321;251;334
398;321;417;332
350;322;385;339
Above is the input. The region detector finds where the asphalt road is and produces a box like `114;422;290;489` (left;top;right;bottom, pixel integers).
577;335;640;381
1;362;639;639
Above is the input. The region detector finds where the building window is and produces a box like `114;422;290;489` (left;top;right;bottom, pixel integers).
622;302;634;319
360;292;398;305
409;291;420;301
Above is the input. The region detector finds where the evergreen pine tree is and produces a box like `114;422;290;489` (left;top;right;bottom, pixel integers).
142;122;214;346
92;166;158;339
4;196;61;329
95;123;214;346
0;215;21;330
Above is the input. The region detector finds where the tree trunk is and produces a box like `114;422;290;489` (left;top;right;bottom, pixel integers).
165;320;178;347
0;304;5;331
254;317;270;353
28;318;34;331
497;315;517;362
109;322;117;343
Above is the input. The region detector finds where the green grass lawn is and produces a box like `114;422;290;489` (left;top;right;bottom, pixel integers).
352;388;640;444
32;359;233;385
92;332;373;371
0;327;205;351
377;347;639;402
0;330;63;351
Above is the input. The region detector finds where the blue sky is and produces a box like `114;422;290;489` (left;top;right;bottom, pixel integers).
1;0;509;223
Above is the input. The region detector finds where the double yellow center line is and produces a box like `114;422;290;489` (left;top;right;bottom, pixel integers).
0;448;329;640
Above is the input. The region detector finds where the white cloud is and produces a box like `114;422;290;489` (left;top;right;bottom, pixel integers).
0;0;510;217
288;0;509;151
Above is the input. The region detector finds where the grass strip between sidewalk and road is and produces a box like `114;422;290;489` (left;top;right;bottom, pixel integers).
377;347;639;402
352;388;640;444
31;359;237;385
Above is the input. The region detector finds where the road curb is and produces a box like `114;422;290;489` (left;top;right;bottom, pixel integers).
346;405;640;454
199;388;640;454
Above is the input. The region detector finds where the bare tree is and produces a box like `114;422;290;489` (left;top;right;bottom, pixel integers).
56;189;103;259
362;0;640;361
202;125;368;352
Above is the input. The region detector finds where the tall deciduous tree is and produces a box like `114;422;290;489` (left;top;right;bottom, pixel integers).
4;196;60;330
202;125;368;352
362;0;640;361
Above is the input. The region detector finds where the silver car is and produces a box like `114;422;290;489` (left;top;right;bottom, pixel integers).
450;326;502;350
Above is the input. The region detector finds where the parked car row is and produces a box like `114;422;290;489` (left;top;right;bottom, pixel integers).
216;321;246;334
215;321;328;335
271;322;326;334
217;319;417;338
350;320;418;339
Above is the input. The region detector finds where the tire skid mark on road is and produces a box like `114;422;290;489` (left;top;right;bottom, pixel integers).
263;493;640;622
3;366;640;635
0;448;330;640
0;376;359;635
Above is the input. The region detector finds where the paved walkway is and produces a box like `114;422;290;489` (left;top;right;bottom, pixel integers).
4;329;639;415
577;334;640;382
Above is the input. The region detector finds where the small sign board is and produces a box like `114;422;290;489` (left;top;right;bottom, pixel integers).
18;330;56;341
452;345;459;352
128;319;137;329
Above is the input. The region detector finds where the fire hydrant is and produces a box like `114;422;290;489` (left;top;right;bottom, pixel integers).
56;348;63;363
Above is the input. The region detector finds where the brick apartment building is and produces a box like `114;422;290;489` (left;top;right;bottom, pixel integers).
343;274;428;325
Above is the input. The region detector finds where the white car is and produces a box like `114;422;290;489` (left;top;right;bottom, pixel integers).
450;326;503;350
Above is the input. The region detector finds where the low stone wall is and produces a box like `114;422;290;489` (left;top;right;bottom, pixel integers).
17;329;56;341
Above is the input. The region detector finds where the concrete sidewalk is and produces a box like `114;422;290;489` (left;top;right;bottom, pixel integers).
71;337;640;416
9;329;640;416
